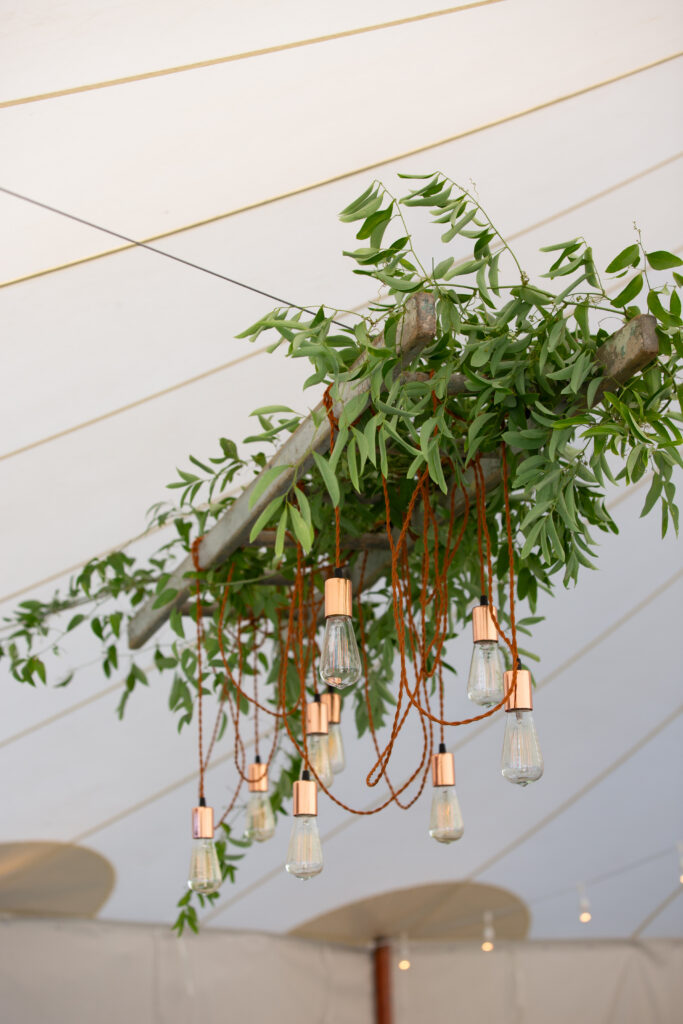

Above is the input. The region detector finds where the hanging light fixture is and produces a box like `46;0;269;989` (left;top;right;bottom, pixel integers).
481;911;495;952
319;569;362;690
285;770;323;880
321;684;345;774
467;596;505;707
577;883;592;923
501;661;544;786
305;694;334;788
428;743;464;844
397;933;411;971
188;799;222;894
244;757;276;843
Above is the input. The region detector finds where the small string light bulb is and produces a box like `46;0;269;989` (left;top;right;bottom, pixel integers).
305;695;334;788
397;933;411;971
285;771;323;880
188;799;222;894
577;883;592;923
501;661;544;786
481;911;495;952
319;570;362;690
676;842;683;885
321;685;345;774
428;744;464;843
467;596;505;707
244;758;276;843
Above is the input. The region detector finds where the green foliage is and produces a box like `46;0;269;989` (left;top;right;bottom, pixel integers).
2;172;681;928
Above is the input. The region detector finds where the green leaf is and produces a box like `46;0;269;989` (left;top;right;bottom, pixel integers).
612;273;643;307
640;474;662;518
152;589;178;609
275;507;288;557
539;238;580;252
586;376;602;409
312;452;341;507
347;437;360;492
250;405;295;416
521;519;544;559
289;504;314;553
646;250;683;271
248;465;289;509
605;244;640;273
66;613;86;632
170;608;185;638
248;495;285;542
647;290;674;326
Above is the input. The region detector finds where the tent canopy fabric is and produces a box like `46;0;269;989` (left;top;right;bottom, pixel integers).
0;1;681;943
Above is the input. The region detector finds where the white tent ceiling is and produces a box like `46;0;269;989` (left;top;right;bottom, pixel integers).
1;0;682;943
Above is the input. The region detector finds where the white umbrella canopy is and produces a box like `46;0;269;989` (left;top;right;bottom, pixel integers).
0;0;681;941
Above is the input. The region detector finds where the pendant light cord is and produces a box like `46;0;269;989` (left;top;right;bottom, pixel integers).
322;387;342;568
190;537;206;803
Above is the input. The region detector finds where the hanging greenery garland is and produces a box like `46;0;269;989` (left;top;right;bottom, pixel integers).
3;172;681;934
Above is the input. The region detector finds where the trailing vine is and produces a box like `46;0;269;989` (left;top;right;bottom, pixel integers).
2;172;681;933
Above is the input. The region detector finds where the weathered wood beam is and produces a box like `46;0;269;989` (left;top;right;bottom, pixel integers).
247;530;391;550
128;310;657;646
596;314;657;389
128;293;437;648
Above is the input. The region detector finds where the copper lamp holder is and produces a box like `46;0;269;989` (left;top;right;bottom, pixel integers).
293;774;317;816
472;597;498;644
192;802;214;839
504;667;533;711
321;689;341;724
324;575;352;618
431;745;455;787
248;761;269;792
305;698;329;735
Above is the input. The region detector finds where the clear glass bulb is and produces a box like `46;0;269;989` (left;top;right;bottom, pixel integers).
501;710;544;786
328;722;346;774
244;792;276;843
285;815;323;879
319;615;362;689
307;733;333;788
187;838;222;894
467;640;505;707
429;785;465;843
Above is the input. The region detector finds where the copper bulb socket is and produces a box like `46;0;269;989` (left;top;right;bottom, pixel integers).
431;751;455;787
472;603;498;644
504;668;533;711
324;576;352;618
192;804;214;839
248;762;269;792
321;690;341;724
305;699;329;735
293;778;317;816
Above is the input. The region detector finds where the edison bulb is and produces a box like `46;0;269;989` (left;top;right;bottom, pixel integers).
187;838;222;894
429;786;465;844
285;816;323;880
307;733;333;789
501;710;544;786
319;615;362;689
467;641;504;707
328;722;346;774
244;792;276;843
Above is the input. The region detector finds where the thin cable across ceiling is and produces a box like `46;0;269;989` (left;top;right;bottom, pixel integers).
2;52;679;291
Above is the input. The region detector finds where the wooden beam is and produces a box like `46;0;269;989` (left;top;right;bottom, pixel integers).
128;310;657;647
247;530;391;550
128;293;437;649
596;313;658;389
